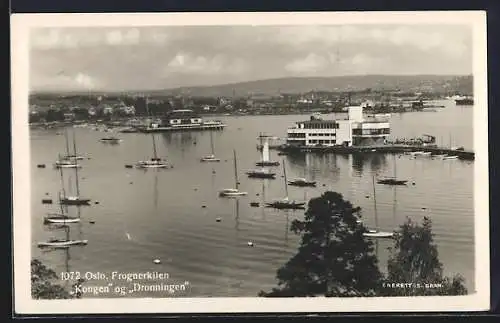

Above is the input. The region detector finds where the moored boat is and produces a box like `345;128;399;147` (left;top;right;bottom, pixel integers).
246;168;277;179
99;137;122;144
44;214;81;224
37;238;88;248
200;131;221;162
288;178;317;187
219;150;248;197
266;159;306;210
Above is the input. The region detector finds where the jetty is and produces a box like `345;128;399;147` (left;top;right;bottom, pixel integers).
278;144;475;161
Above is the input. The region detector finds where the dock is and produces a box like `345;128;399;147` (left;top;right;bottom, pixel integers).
136;123;227;133
279;144;475;160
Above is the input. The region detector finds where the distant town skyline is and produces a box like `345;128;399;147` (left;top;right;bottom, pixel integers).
30;24;473;92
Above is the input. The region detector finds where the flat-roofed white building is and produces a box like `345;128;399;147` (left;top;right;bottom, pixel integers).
286;106;390;147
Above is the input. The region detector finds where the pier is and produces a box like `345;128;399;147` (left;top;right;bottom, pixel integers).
279;145;475;160
136;123;227;133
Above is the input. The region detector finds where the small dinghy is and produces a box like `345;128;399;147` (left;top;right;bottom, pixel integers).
60;195;91;206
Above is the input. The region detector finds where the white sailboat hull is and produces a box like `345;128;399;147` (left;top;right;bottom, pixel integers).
363;231;395;238
44;215;81;224
38;239;88;248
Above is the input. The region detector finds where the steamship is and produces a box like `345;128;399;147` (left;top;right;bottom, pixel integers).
137;109;226;133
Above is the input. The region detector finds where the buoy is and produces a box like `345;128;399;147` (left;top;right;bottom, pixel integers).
42;199;52;204
153;259;161;264
125;164;133;168
421;207;427;210
89;221;95;224
365;195;370;198
412;182;416;185
201;205;206;208
37;164;46;168
212;170;216;174
322;184;326;187
45;192;49;196
216;217;222;222
247;241;254;247
256;193;259;196
250;202;260;207
129;182;133;184
95;201;100;205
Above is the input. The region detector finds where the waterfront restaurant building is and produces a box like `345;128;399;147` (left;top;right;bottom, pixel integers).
286;106;390;147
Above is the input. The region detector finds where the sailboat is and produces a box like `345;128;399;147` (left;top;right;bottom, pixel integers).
266;159;306;210
377;154;408;185
60;134;91;206
219;150;248;197
200;131;221;162
363;175;395;239
136;98;171;169
45;167;81;223
55;128;84;167
255;134;280;166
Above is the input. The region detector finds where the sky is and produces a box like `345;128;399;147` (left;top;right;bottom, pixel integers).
29;24;473;92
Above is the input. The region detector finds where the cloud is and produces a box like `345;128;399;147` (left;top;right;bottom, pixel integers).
285;53;329;73
29;25;473;91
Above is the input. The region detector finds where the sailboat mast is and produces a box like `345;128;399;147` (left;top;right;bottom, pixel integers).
372;175;379;230
393;154;397;178
152;134;158;159
210;131;215;155
283;160;289;197
64;128;70;157
72;132;80;196
233;150;239;189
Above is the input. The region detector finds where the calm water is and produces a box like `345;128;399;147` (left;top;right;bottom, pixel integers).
30;101;475;297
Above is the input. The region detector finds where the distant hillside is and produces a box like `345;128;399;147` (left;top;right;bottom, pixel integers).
31;75;473;98
147;75;473;97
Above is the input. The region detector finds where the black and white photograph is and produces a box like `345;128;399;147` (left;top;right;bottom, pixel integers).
12;11;489;314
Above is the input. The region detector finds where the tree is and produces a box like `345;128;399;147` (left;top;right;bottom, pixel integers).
259;191;383;297
31;259;83;299
382;217;468;296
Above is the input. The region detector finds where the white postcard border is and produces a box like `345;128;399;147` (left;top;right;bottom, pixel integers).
12;11;490;314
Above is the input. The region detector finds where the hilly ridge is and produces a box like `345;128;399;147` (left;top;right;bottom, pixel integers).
146;75;473;97
32;75;473;97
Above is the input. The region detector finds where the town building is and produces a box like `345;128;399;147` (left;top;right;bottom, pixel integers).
286;106;390;147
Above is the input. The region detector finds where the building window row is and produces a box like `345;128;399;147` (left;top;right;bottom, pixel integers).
300;123;339;129
307;133;336;137
308;140;336;145
352;128;390;135
288;133;306;138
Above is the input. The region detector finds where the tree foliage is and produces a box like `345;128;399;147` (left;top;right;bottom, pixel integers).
382;217;468;296
259;192;468;298
31;259;75;299
259;191;382;297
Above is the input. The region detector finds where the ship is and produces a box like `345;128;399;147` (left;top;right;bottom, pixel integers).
455;97;474;105
137;109;226;133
